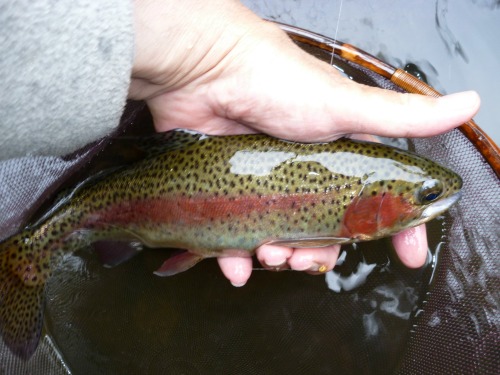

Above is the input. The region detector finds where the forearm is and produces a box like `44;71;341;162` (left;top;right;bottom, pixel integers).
0;0;134;160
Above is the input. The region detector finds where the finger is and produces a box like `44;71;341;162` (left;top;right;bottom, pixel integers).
287;246;341;274
256;244;293;271
391;224;428;268
217;256;253;287
329;85;481;139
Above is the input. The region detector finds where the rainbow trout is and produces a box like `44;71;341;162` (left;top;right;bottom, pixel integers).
0;130;462;358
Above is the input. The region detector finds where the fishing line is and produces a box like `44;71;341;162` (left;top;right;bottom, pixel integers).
252;267;294;272
330;0;344;66
252;268;328;273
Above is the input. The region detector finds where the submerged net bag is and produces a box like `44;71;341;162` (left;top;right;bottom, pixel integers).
1;23;498;374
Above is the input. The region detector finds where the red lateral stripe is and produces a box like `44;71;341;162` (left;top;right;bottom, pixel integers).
93;192;323;226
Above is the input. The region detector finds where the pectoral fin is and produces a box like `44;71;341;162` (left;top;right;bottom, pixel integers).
154;251;204;277
266;237;350;248
93;241;143;268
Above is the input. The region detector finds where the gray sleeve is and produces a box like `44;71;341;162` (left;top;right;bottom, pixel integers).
0;0;134;160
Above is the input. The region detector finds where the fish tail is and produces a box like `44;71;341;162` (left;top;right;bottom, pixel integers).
0;230;52;359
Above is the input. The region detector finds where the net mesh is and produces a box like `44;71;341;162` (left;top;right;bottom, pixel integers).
398;130;500;374
0;28;498;375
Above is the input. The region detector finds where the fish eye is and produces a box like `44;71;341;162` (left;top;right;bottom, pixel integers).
417;179;444;204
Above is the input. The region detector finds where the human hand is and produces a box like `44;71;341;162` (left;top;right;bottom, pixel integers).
129;0;480;286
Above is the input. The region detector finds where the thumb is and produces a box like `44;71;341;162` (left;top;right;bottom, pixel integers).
328;82;481;138
218;30;481;142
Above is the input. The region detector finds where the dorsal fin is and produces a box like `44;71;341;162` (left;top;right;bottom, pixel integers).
108;129;208;160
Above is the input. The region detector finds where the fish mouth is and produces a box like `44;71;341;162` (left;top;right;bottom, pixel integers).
421;191;462;221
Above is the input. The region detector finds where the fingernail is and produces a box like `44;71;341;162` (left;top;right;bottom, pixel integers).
317;264;328;273
265;258;287;267
439;91;480;113
231;281;246;287
307;264;329;274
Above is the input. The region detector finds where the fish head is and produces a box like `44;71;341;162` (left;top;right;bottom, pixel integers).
339;146;463;241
